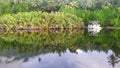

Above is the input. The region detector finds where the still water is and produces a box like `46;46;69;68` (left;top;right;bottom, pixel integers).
0;29;120;68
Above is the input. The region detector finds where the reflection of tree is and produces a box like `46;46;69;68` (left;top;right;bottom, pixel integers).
108;54;120;68
0;29;120;63
38;57;41;62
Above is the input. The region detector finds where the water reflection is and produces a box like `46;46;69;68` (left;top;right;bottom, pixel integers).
0;29;120;68
0;49;120;68
88;27;102;36
108;54;120;68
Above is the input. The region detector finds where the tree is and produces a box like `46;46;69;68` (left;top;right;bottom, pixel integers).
108;54;120;68
79;0;96;9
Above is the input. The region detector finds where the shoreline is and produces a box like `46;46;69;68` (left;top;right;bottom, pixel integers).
1;26;120;31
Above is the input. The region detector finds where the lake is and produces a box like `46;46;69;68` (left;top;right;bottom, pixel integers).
0;29;120;68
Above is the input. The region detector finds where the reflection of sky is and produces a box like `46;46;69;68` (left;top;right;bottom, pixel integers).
0;49;120;68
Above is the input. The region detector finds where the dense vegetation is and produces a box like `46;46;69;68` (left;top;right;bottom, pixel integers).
0;0;120;14
0;0;120;27
60;6;120;26
0;11;83;30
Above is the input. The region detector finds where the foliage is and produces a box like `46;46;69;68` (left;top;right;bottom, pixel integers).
0;11;83;30
0;0;120;27
0;0;78;15
60;5;120;26
0;2;29;16
0;0;120;15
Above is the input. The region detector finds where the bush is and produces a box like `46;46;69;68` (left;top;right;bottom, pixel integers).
0;11;84;30
60;5;120;27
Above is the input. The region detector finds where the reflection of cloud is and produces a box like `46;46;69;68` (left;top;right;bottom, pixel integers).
21;50;120;68
0;49;120;68
88;27;102;36
0;60;23;68
76;49;83;54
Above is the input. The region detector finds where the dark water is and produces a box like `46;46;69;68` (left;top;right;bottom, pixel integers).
0;29;120;68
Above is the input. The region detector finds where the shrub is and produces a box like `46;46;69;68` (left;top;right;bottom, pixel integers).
0;11;84;30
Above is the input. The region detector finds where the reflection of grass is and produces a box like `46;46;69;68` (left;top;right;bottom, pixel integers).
0;30;83;54
0;30;120;56
0;11;84;30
